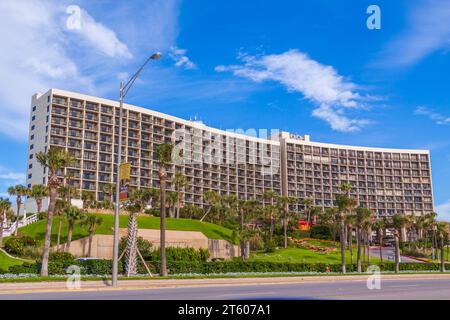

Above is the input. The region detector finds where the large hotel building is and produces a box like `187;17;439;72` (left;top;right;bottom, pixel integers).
25;89;435;217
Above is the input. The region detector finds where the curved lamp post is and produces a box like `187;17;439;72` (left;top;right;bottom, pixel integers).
112;52;162;287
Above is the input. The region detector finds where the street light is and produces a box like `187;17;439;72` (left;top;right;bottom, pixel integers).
112;52;162;287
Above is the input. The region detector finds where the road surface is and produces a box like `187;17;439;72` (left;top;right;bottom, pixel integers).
369;247;423;263
1;275;450;300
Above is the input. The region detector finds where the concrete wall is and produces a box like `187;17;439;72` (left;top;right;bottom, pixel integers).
59;229;240;260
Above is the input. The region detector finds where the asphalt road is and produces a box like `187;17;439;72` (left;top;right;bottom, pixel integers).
369;247;422;263
1;278;450;300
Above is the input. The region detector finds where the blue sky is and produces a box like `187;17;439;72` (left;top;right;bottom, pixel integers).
0;0;449;218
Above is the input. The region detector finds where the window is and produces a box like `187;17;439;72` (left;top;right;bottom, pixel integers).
32;106;36;112
45;136;48;143
47;96;50;103
30;144;34;150
46;126;48;133
43;177;46;184
29;154;33;159
28;164;33;169
28;184;31;189
32;115;36;121
28;174;32;179
47;105;50;112
30;134;34;140
46;115;49;123
31;125;35;131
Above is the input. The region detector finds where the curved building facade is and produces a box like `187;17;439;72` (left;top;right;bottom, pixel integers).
25;89;434;217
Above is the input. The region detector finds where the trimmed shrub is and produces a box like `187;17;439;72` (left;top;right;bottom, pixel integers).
310;225;332;240
78;260;123;275
4;236;36;256
119;236;153;260
148;247;210;262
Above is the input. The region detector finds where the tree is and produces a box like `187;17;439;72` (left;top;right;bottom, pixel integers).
36;147;75;276
436;222;448;272
392;214;409;273
0;198;11;247
346;214;356;266
172;171;187;219
30;184;48;213
302;197;314;225
54;199;68;251
64;206;85;252
166;191;178;218
81;190;95;209
319;208;338;240
277;196;297;249
80;214;103;257
373;218;386;264
355;208;372;272
123;203;141;276
156;143;174;277
200;190;221;222
7;184;27;236
102;183;116;203
263;190;278;240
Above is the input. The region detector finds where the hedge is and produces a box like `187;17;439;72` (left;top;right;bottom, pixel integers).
6;260;450;275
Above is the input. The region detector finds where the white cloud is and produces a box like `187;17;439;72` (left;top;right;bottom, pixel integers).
67;8;133;59
437;200;450;222
415;106;450;125
377;0;450;67
216;50;370;132
0;166;25;186
169;46;196;70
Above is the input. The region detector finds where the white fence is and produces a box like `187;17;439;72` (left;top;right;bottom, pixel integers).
2;213;39;237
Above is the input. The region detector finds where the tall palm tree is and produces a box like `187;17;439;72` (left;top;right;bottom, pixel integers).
54;199;68;251
355;208;372;272
30;184;48;213
81;190;95;209
302;197;314;225
64;206;85;252
36;147;75;276
392;214;409;273
277;196;297;249
200;190;221;222
8;184;27;236
346;214;356;266
172;171;187;219
373;218;386;264
156;143;174;277
0;198;11;247
80;214;104;257
319;208;338;240
166;191;178;218
263;190;278;240
102;183;116;203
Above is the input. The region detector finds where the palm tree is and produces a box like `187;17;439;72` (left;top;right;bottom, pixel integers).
355;208;372;272
156;143;174;277
0;198;11;247
8;184;27;236
373;218;386;264
81;190;95;209
80;214;103;257
166;191;178;218
319;208;338;240
30;184;48;213
54;199;68;251
346;214;356;266
302;197;314;225
172;171;187;219
392;214;409;273
102;183;116;203
277;196;297;249
200;190;221;222
436;222;448;272
124;203;141;276
64;206;85;252
36;147;75;276
263;190;278;241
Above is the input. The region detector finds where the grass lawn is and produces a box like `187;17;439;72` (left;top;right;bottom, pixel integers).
17;214;236;245
251;239;382;264
0;250;26;272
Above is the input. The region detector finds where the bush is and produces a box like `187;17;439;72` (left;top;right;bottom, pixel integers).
37;211;47;220
144;209;160;216
4;236;37;256
8;263;40;274
78;260;123;275
148;247;210;262
119;237;153;260
310;225;332;240
263;239;277;253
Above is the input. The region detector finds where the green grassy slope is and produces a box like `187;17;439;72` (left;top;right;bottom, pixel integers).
18;214;235;245
0;250;26;271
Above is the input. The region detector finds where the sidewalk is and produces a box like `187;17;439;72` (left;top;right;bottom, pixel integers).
2;274;450;295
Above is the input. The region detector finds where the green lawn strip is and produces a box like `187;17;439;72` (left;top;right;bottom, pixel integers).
1;271;450;283
0;250;28;272
17;214;236;245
